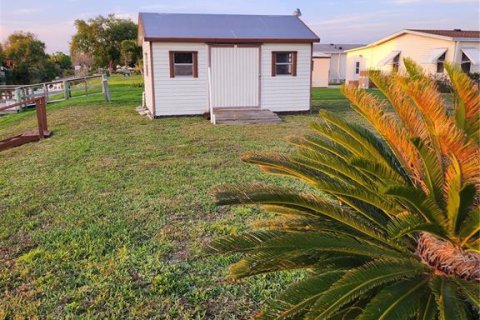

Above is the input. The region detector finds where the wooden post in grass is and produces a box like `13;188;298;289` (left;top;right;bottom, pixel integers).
63;80;70;100
84;77;88;96
35;96;48;139
102;74;111;102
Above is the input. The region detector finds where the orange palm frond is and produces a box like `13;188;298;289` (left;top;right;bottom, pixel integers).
369;71;429;140
342;85;425;190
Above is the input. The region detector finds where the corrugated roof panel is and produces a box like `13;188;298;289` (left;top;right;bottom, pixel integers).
139;13;319;42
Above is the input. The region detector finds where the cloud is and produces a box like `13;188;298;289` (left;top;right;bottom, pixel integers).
0;20;75;53
10;8;43;15
392;0;478;4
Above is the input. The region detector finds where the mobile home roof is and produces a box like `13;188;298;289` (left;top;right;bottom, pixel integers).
138;12;320;43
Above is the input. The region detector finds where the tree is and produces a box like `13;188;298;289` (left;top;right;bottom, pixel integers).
120;39;140;67
70;14;138;70
0;43;4;67
3;32;58;84
210;60;479;319
49;52;72;70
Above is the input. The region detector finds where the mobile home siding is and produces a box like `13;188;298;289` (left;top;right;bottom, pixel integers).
261;43;311;112
345;33;479;83
312;57;330;87
151;42;209;116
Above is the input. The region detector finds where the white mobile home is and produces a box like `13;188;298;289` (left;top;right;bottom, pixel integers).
138;13;319;123
345;29;480;87
313;44;364;84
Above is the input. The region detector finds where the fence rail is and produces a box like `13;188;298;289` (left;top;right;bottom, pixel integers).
0;74;110;114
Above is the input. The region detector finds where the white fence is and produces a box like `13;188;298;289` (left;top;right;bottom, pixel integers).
0;75;110;114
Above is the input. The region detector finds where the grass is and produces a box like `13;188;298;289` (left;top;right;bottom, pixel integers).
0;76;361;319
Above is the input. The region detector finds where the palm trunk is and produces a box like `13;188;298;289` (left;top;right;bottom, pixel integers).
416;232;480;281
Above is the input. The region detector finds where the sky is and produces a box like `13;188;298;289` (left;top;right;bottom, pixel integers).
0;0;479;54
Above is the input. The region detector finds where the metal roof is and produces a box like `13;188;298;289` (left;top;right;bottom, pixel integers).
408;29;480;39
347;29;480;53
138;12;320;43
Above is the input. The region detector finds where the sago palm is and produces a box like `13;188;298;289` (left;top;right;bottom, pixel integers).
209;59;480;319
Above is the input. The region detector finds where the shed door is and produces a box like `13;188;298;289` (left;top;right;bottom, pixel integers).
209;46;259;108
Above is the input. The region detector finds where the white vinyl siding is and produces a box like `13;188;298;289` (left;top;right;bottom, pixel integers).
152;42;209;116
142;41;154;115
261;43;311;112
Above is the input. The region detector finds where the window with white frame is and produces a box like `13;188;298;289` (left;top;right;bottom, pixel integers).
355;61;360;74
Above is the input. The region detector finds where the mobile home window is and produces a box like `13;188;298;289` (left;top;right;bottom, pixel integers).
461;53;471;73
169;51;198;78
392;54;400;72
355;61;360;74
272;52;297;76
436;52;446;73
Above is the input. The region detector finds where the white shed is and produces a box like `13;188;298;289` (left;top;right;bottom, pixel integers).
138;13;320;123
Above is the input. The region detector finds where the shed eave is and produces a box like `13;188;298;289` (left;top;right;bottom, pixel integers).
143;37;319;43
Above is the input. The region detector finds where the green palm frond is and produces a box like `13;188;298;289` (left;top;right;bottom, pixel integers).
307;258;427;319
416;293;437;320
258;270;346;320
385;212;448;240
357;276;430;320
430;276;471;320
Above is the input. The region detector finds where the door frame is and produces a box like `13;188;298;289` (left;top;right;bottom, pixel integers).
207;43;262;112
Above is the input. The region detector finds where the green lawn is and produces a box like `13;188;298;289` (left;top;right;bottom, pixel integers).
0;77;359;318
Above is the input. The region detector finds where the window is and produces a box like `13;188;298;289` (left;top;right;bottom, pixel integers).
272;51;297;76
461;52;471;74
144;52;149;77
436;52;446;73
392;53;400;73
169;51;198;78
355;61;360;74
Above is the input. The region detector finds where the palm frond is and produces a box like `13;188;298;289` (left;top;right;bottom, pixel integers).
386;212;448;240
258;270;346;320
306;258;427;319
445;63;480;142
430;276;470;320
357;276;430;320
416;293;438;320
342;84;425;186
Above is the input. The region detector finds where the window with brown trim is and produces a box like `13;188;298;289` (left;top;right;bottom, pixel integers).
169;51;198;78
272;51;297;76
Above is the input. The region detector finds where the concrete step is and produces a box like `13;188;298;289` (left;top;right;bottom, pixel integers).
213;107;281;125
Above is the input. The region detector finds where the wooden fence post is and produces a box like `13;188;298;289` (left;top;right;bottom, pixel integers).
63;80;70;100
102;75;111;102
35;97;48;139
